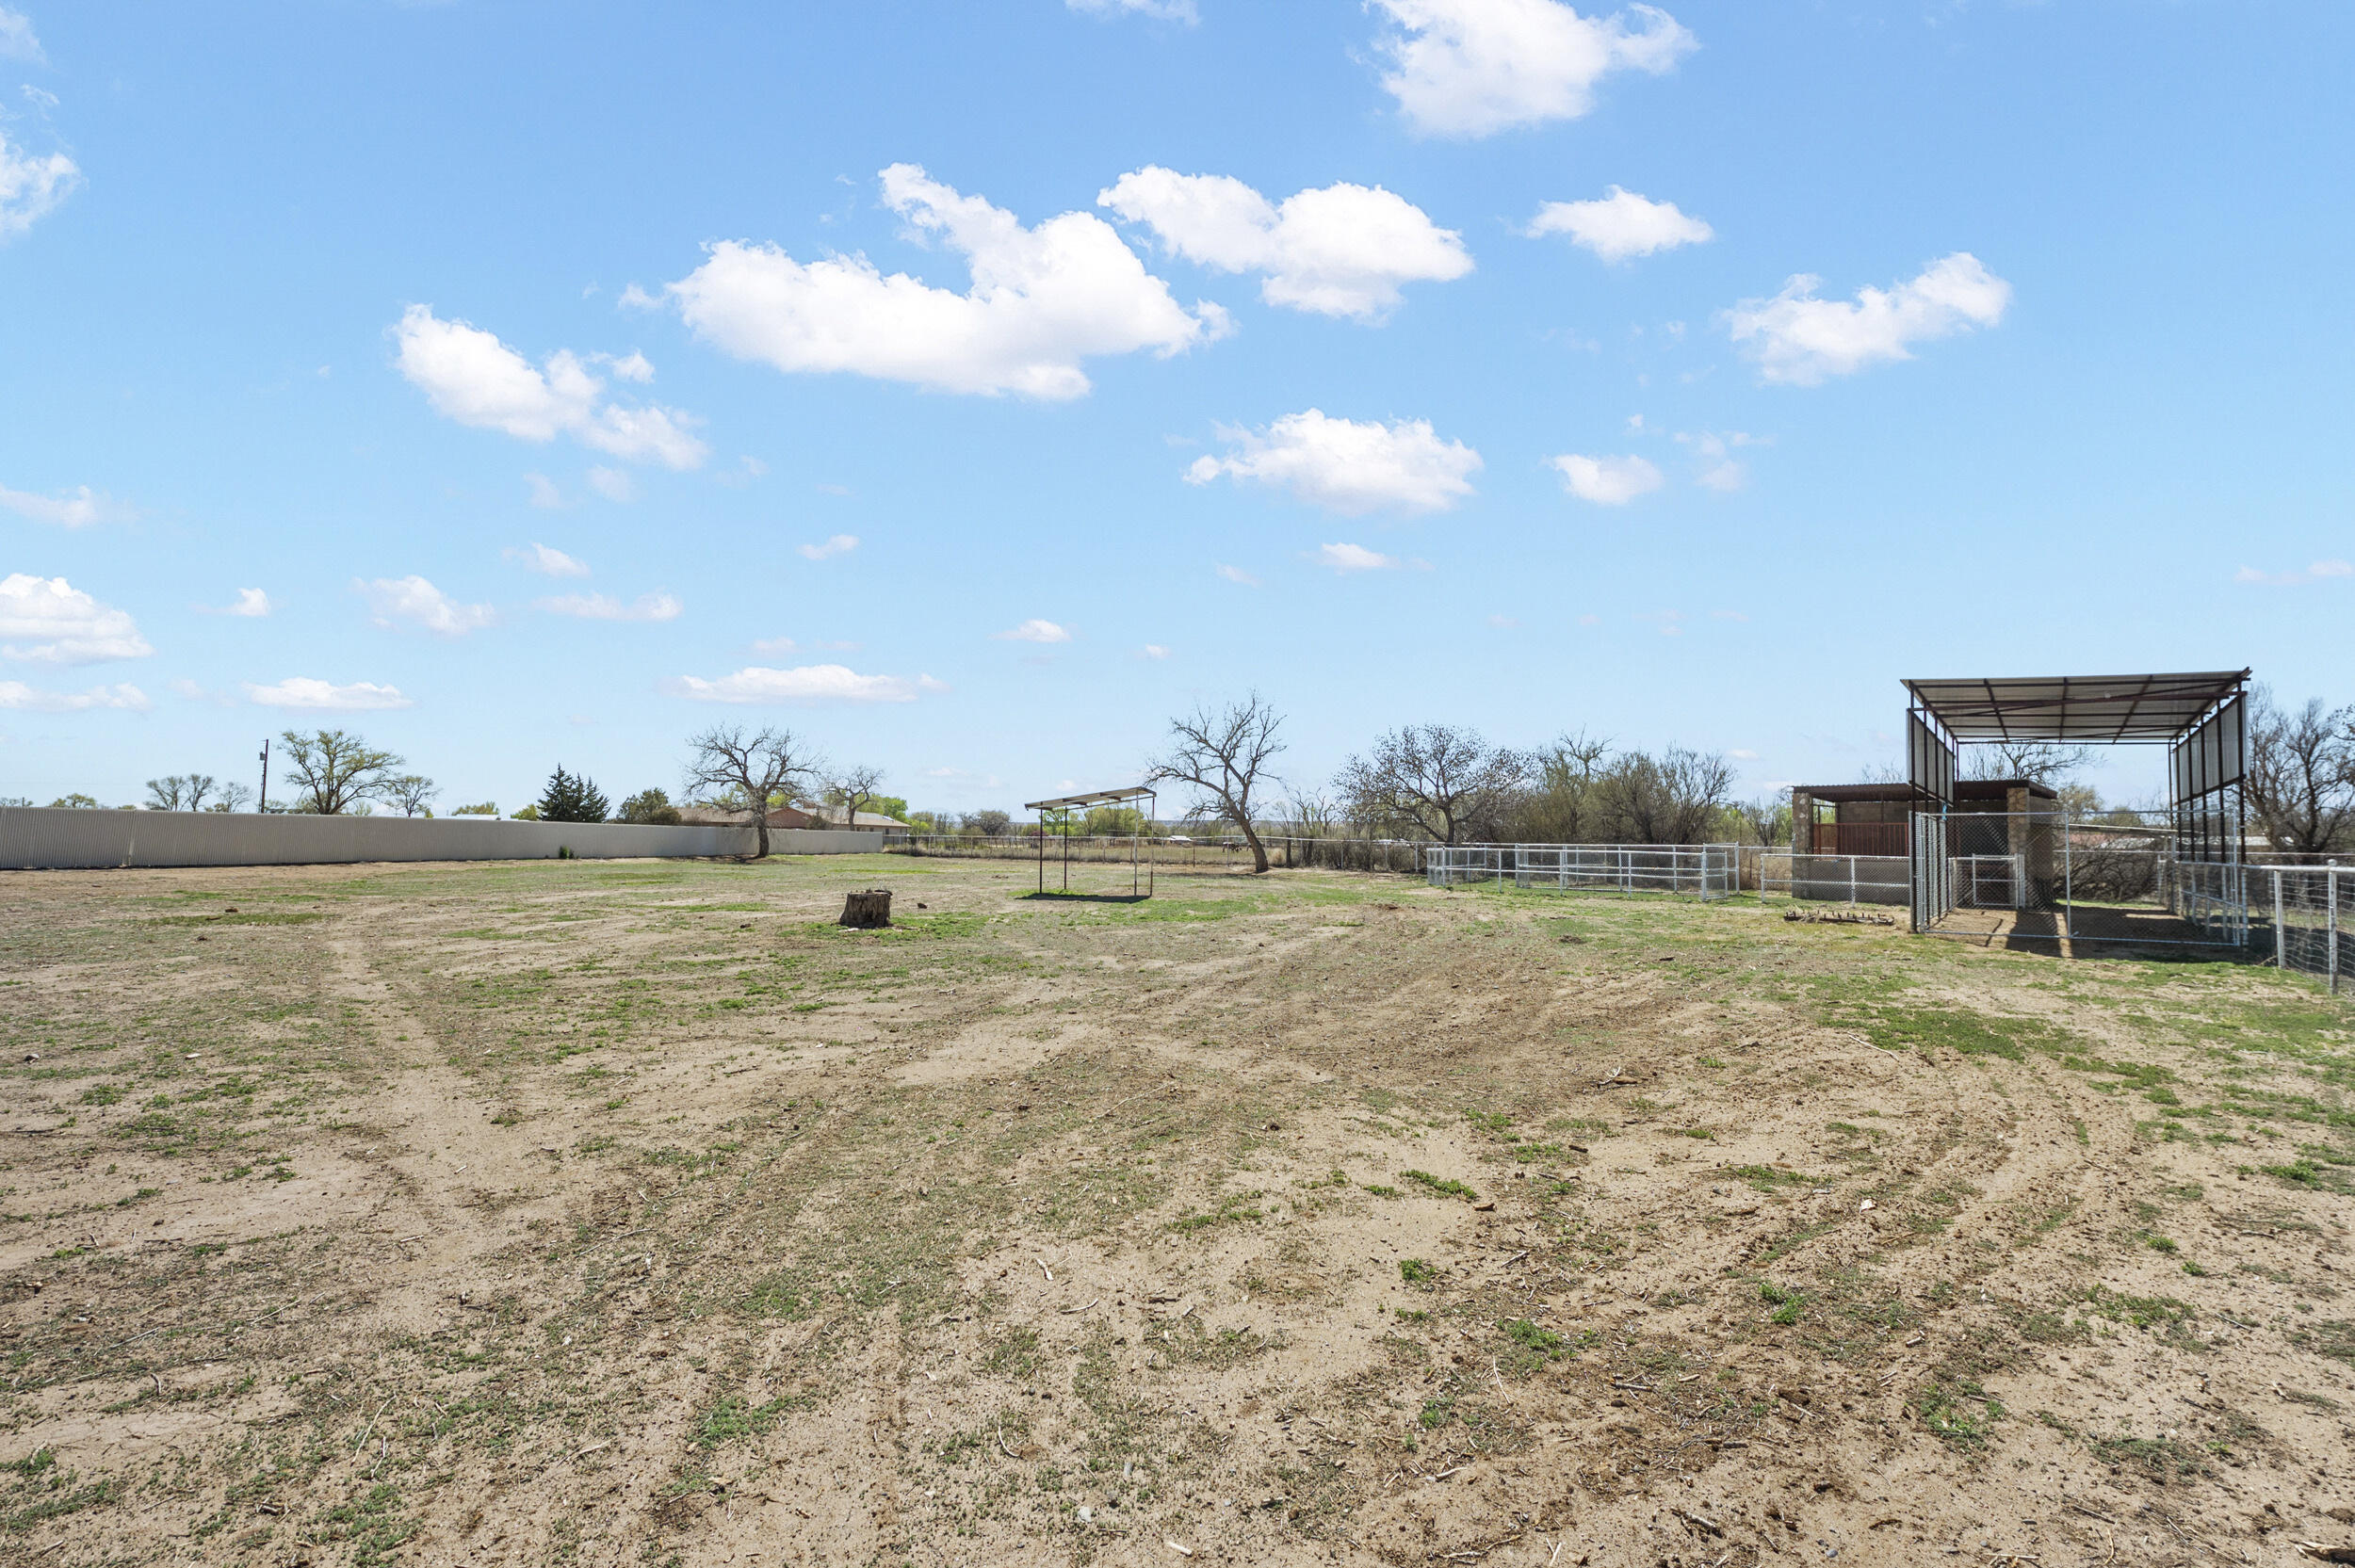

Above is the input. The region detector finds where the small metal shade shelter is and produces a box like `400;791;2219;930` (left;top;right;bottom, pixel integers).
1022;785;1159;897
1902;669;2253;938
1901;671;2252;744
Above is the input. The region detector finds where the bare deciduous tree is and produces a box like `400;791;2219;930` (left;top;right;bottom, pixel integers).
824;763;886;829
2246;687;2355;855
1594;748;1735;845
145;773;218;812
386;774;440;817
1281;786;1343;838
1337;724;1527;846
1145;694;1287;874
683;725;823;859
1961;740;2092;787
1510;731;1614;843
1733;796;1790;846
279;730;403;816
208;782;254;814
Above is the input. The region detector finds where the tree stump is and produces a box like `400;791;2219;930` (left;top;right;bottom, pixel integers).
838;888;892;929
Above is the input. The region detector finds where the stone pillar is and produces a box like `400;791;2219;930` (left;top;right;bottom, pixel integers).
1791;789;1815;854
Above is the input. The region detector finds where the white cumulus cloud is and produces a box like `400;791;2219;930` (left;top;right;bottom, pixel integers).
1549;452;1664;505
355;575;496;637
1142;643;1171;659
536;590;682;622
195;587;273;617
2234;559;2353;588
244;677;414;712
0;481;116;527
1371;0;1697;138
505;542;590;577
1098;168;1471;320
1187;409;1481;515
586;465;637;503
668;163;1226;400
1066;0;1196;18
0;7;43;62
1725;252;2010;385
525;473;565;509
0;680;148;712
1308;542;1401;573
667;665;944;703
0;126;77;241
1526;186;1712;262
0;574;153;664
391;305;708;468
800;534;859;561
994;619;1073;644
1214;563;1262;588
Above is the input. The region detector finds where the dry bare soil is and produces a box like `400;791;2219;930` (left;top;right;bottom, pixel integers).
3;854;2353;1568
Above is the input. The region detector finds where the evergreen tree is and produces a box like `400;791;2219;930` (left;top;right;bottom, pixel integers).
537;766;609;823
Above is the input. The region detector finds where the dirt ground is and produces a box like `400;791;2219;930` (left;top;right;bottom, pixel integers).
3;853;2352;1568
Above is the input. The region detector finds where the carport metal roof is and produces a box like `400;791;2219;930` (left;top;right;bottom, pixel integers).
1022;785;1157;811
1902;671;2249;744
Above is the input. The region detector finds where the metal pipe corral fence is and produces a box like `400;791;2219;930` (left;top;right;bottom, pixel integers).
2266;864;2348;993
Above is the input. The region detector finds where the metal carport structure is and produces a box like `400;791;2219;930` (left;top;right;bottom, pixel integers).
1902;670;2251;944
1022;785;1160;898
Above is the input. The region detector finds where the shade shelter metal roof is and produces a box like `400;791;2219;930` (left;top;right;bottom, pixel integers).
1797;778;2058;804
1902;671;2249;745
1022;786;1158;811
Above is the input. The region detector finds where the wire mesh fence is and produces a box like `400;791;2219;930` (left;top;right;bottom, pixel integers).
1902;810;2250;947
891;834;1427;878
1424;843;1740;898
2262;865;2348;993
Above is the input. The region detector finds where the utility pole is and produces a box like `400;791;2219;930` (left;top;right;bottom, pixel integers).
258;738;269;813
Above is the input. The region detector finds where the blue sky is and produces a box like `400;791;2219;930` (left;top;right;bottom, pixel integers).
2;0;2348;817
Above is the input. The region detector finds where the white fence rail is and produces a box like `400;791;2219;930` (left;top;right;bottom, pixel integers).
1426;843;1740;898
2172;861;2251;947
2265;865;2347;993
1748;850;1908;907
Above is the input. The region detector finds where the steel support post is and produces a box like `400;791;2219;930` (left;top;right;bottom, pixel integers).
2274;870;2286;967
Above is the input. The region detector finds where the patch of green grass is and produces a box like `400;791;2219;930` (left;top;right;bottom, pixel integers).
2075;1285;2201;1348
693;1394;799;1449
1495;1316;1569;1377
1399;1258;1437;1285
315;1481;413;1566
1361;1184;1401;1198
2288;1319;2355;1366
2260;1158;2353;1194
2090;1432;2207;1480
149;912;325;928
1166;1193;1265;1233
1400;1170;1477;1201
1914;1381;2001;1443
1728;1164;1816;1192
